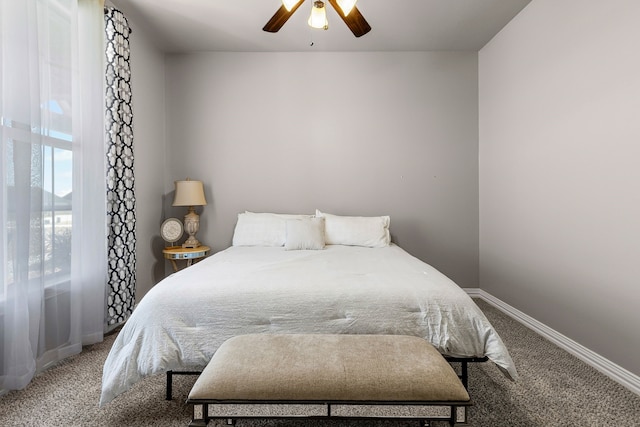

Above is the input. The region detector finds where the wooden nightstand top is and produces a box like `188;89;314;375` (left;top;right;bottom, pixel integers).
163;246;211;260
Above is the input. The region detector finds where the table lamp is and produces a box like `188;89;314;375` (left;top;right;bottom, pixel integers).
172;179;207;248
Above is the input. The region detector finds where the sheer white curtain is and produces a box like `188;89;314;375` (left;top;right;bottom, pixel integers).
0;0;106;394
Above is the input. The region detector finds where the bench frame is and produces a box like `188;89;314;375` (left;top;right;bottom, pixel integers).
187;399;472;427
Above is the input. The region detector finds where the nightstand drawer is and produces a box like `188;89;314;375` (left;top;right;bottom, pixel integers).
163;246;210;271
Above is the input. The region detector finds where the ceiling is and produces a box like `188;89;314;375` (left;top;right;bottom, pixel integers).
109;0;532;53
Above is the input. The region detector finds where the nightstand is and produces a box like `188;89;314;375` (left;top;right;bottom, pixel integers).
163;245;211;272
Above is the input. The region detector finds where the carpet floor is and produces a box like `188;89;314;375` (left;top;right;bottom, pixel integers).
1;299;638;426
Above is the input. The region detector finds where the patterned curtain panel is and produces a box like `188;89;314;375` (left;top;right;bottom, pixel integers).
104;7;136;330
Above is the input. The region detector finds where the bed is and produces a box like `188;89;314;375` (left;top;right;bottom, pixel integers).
100;211;517;407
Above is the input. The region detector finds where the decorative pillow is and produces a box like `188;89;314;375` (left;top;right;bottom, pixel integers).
232;212;312;247
284;217;326;250
315;210;391;248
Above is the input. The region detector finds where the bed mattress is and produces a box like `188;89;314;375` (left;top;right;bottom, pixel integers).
100;244;517;406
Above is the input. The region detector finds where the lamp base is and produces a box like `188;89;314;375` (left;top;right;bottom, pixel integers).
182;207;202;248
182;237;201;249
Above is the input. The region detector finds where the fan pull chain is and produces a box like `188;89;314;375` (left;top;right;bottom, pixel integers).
309;28;315;47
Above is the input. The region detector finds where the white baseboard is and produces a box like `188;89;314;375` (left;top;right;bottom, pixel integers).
463;287;640;396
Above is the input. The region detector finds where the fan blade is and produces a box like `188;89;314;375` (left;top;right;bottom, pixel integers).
328;0;371;37
263;1;306;33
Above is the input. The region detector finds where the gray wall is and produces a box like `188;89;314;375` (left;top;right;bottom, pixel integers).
479;0;640;376
127;16;167;300
163;52;480;287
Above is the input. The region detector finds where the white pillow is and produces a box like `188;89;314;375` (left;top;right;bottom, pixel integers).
232;212;312;247
285;217;326;251
315;210;391;248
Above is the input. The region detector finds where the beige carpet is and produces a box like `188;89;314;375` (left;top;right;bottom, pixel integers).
1;299;639;426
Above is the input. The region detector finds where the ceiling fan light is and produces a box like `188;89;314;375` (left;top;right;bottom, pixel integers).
336;0;357;16
281;0;299;12
308;1;329;30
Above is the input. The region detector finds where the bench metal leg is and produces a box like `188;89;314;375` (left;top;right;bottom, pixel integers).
189;404;208;426
444;355;488;391
461;362;468;389
166;369;202;400
166;370;173;400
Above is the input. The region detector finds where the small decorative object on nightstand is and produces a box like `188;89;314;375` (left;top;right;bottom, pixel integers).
160;218;184;246
163;245;210;272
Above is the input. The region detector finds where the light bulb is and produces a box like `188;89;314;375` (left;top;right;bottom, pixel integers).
308;1;328;30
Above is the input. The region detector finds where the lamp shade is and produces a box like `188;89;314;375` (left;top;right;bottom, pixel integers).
336;0;357;16
308;1;328;29
282;0;299;11
172;180;207;207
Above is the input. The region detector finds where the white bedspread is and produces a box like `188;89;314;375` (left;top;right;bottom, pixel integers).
100;244;517;406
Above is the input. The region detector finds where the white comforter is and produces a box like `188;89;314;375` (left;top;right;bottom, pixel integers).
100;244;517;406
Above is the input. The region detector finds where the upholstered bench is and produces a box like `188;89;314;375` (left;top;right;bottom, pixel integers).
186;334;471;426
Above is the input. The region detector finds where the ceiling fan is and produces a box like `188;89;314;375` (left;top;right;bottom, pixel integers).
263;0;371;38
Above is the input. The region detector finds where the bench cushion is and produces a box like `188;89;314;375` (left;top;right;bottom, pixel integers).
188;334;470;403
